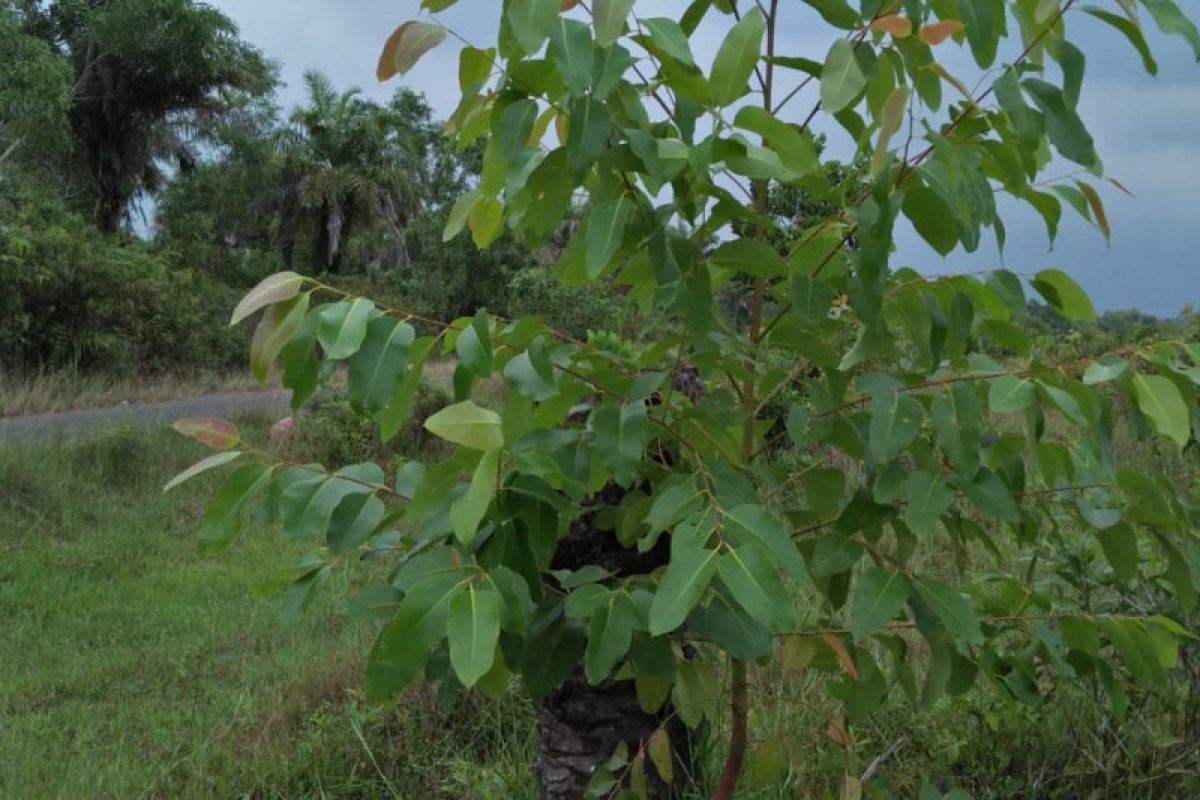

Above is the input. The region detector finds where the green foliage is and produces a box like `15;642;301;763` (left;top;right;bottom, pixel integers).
178;1;1200;797
0;191;247;374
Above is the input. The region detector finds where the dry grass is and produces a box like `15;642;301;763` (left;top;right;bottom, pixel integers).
0;370;273;417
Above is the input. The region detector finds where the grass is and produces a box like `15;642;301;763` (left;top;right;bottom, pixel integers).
0;369;273;418
0;416;535;799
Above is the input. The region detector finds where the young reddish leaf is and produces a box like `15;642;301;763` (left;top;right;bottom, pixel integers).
819;632;859;680
870;15;912;38
919;20;965;45
173;418;240;449
230;271;304;326
377;21;447;82
1075;181;1111;242
561;0;582;10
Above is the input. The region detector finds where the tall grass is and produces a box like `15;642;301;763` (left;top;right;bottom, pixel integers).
0;369;271;417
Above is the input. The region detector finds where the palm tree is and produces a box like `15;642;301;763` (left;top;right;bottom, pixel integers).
272;71;433;273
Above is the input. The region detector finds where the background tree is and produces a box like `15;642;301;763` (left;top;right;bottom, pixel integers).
10;0;273;231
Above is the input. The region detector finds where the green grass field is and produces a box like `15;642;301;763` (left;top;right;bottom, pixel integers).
2;413;1196;799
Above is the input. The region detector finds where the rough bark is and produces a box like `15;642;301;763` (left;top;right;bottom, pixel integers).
535;482;698;799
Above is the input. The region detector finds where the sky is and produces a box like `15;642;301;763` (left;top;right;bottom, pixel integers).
208;1;1200;317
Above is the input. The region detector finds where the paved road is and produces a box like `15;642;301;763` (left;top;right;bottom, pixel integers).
0;390;292;443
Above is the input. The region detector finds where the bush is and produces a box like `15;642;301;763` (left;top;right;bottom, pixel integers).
285;381;451;469
505;267;626;341
0;190;249;375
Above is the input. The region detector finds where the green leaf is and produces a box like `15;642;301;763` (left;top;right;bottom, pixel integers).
915;579;983;645
1081;7;1156;77
348;317;415;413
593;400;647;487
450;449;500;545
469;195;505;249
1031;269;1096;322
380;336;436;442
163;451;243;493
850;567;911;641
904;471;955;534
444;188;483;241
507;0;559;53
957;0;1001;67
448;586;501;687
642;17;695;65
585;592;638;683
593;0;634;47
820;38;868;114
1098;522;1138;581
550;18;596;97
709;238;787;279
317;299;375;360
871;85;909;177
1142;0;1200;62
250;293;309;384
717;544;793;632
791;273;835;325
1083;355;1129;385
648;546;719;635
425;401;505;450
806;0;862;30
1131;373;1191;447
809;531;864;578
1021;78;1098;166
709;7;764;107
279;465;380;542
198;463;273;554
566;97;611;176
585;198;633;278
989;376;1036;413
724;504;808;583
230;271;304;325
364;591;451;700
733;106;819;176
457;309;494;378
993;70;1042;148
327;493;385;553
869;392;924;463
648;728;674;784
957;469;1020;525
282;313;320;410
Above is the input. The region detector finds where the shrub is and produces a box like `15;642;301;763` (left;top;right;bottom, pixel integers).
506;267;626;341
0;191;248;375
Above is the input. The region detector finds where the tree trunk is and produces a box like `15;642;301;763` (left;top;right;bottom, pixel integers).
537;483;698;799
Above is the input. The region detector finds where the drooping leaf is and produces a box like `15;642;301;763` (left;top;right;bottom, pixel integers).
850;567;911;641
425;401;506;450
914;579;983;645
709;238;788;279
904;470;955;534
1022;78;1098;166
348;317;415;413
198;463;273;554
593;0;634;47
250;293;309;384
648;546;719;635
592;400;647;487
709;8;765;107
163;451;243;492
821;38;868;114
450;448;501;545
1142;0;1200;62
317;299;375;360
1031;269;1096;321
448;586;501;687
585;198;633;278
377;21;448;80
1131;374;1191;447
585;592;638;683
380;337;436;442
230;271;304;326
717;544;793;632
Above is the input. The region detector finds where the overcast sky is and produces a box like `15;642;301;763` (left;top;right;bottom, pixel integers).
209;1;1199;317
